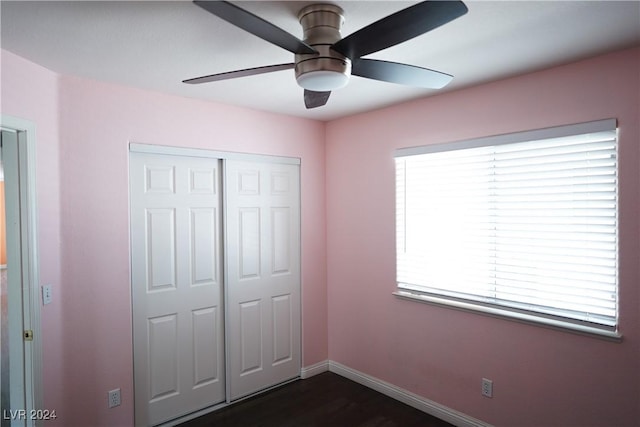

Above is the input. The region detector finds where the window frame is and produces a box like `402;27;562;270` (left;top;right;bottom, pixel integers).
393;119;622;341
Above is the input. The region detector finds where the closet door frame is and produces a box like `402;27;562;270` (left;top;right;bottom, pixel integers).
129;143;302;425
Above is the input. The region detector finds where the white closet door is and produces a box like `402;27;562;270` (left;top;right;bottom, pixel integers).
130;153;225;426
224;160;301;400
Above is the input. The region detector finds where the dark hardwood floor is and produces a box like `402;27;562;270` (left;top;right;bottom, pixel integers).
178;372;454;427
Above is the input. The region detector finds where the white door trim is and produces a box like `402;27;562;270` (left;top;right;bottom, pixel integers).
0;115;43;426
129;142;301;165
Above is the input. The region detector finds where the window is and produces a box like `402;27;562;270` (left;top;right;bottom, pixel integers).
394;119;619;338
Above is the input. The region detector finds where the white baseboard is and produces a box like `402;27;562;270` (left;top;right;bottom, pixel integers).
328;361;492;427
300;359;329;379
165;360;489;427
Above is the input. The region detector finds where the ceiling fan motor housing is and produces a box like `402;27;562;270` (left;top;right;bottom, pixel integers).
295;4;351;91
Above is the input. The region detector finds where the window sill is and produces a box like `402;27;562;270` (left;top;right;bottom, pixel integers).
393;290;623;343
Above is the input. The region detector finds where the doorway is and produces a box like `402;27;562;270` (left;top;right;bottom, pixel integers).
0;116;42;427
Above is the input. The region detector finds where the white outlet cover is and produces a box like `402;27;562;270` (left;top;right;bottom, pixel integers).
108;389;121;408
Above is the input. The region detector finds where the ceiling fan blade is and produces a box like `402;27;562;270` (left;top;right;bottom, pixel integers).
194;1;317;55
352;58;453;89
304;90;331;109
332;1;468;59
183;63;295;84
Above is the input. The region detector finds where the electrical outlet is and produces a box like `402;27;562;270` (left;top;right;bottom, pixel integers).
108;389;121;408
482;378;493;398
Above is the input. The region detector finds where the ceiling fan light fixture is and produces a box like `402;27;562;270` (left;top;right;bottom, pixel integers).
294;4;350;92
296;69;350;92
186;1;468;108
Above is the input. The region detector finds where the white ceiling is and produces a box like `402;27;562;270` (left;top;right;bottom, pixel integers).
2;1;639;121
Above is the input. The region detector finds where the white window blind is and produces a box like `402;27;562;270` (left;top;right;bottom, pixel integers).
395;119;618;334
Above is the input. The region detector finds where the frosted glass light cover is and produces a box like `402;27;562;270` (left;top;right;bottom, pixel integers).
296;70;349;92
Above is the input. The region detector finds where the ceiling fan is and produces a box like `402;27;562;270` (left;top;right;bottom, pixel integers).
183;1;468;109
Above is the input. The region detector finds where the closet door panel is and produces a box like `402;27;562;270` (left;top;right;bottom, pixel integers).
225;160;301;401
131;153;225;426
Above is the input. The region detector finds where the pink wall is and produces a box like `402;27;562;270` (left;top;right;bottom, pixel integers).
56;76;327;427
59;74;328;426
3;44;639;427
326;47;640;426
1;50;64;422
2;49;327;426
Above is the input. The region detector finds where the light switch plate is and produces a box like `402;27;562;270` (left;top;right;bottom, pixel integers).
42;284;52;305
